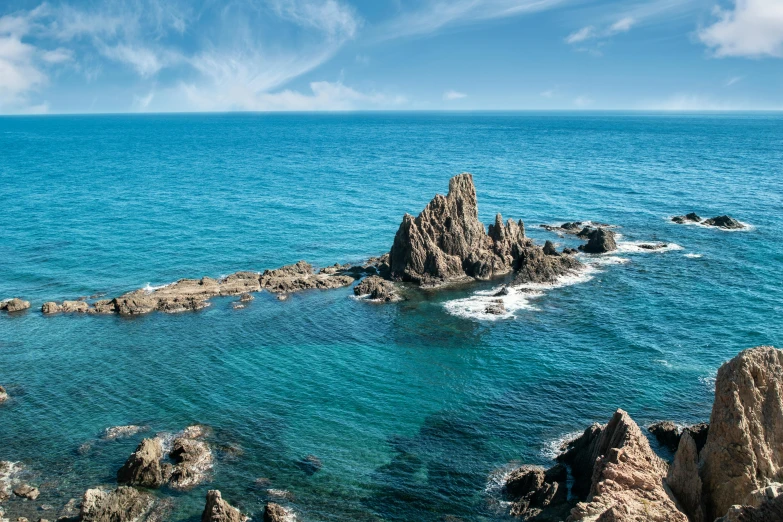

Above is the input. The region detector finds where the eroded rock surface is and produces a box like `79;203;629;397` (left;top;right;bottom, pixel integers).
703;215;744;229
259;261;354;294
566;409;686;522
716;493;783;522
503;464;569;519
1;298;30;312
263;502;289;522
388;173;580;286
169;437;213;490
0;386;7;404
578;228;617;254
672;213;702;224
667;431;705;522
80;486;156;522
699;346;783;520
353;276;400;302
201;490;245;522
117;438;166;489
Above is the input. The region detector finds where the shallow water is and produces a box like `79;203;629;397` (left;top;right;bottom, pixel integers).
1;112;782;521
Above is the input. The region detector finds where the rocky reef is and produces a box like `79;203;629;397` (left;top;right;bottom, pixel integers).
577;227;617;254
387;173;580;286
672;213;746;229
0;298;30;313
353;275;400;302
502;345;783;522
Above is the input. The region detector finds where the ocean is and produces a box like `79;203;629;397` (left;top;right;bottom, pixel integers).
1;112;782;521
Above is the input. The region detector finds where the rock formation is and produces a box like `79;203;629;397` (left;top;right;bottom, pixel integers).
117;438;166;488
699;346;783;520
201;490;245;522
80;486;156;522
703;215;744;229
565;409;687;522
0;385;7;404
648;421;681;451
667;431;705;522
503;464;570;519
263;502;289;522
354;276;400;302
12;484;39;500
0;298;30;312
578;228;617;254
672;213;702;224
388;173;580;286
716;493;783;521
168;437;213;489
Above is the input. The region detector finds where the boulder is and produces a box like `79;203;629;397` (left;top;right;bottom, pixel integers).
259;261;354;294
13;484;40;500
648;421;681;451
578;228;617;254
0;385;7;403
80;486;155;522
566;409;687;522
117;438;166;488
90;300;117;314
61;300;89;313
703;215;744;229
1;298;30;312
672;213;702;224
699;346;783;520
201;490;244;522
354;276;400;302
41;302;61;314
263;502;289;522
168;437;213;489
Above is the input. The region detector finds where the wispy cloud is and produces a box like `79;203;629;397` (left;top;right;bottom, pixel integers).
565;26;594;44
574;95;593;107
725;75;743;86
565;16;634;47
443;90;467;100
699;0;783;58
376;0;566;41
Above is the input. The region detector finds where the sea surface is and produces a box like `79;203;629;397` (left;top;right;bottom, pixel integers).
1;112;782;521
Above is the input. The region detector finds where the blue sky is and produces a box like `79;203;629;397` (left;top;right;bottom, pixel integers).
0;0;781;113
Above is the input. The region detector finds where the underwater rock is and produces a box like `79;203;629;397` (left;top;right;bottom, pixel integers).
201;490;245;522
296;454;322;475
699;346;783;520
102;425;147;440
577;228;617;254
354;276;400;302
1;298;30;312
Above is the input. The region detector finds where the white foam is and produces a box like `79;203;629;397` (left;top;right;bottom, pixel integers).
667;216;754;232
654;359;673;369
615;241;683;254
540;430;584;460
143;282;172;294
444;265;597;321
684;253;702;259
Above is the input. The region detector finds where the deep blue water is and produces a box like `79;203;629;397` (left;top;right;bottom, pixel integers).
1;112;782;521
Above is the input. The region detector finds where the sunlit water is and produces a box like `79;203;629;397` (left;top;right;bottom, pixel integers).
1;112;782;521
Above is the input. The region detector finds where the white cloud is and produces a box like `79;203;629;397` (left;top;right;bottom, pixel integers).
565;26;594;43
178;80;406;112
609;16;635;33
0;35;47;109
573;95;593;107
377;0;565;41
98;44;178;77
270;0;360;39
699;0;783;58
41;47;74;63
443;90;467;100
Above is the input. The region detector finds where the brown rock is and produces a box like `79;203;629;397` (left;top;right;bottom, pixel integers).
353;276;400;302
2;298;30;312
201;490;244;522
263;502;289;522
715;493;783;521
60;300;89;313
578;228;617;254
0;385;7;403
260;261;354;294
80;486;155;522
41;302;61;314
89;300;117;314
168;437;213;490
699;346;783;520
667;431;705;522
566;409;687;522
13;484;40;500
117;438;165;488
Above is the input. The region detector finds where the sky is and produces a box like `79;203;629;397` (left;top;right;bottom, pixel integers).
0;0;782;113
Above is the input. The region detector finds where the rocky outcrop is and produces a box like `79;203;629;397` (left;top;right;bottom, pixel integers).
353;276;400;302
667;431;705;522
0;385;7;404
1;298;30;312
566;409;686;522
388;174;581;286
484;299;506;315
503;464;570;519
168;437;213;489
201;490;245;522
41;302;61;314
263;502;289;522
649;421;681;451
716;493;783;521
578;228;617;254
703;215;744;229
672;213;702;224
117;438;166;488
699;346;783;520
541;221;612;235
259;261;354;294
80;486;156;522
12;484;39;500
511;243;581;285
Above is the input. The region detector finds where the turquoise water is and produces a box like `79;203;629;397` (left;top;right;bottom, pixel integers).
1;112;782;521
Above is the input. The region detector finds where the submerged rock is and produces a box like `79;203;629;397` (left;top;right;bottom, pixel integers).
296;454;322;475
699;346;783;520
13;484;40;500
354;276;400;302
388;173;580;286
577;228;617;254
117;438;166;489
672;212;702;224
1;298;30;312
201;490;245;522
80;486;156;522
102;425;147;440
566;409;686;521
703;215;744;229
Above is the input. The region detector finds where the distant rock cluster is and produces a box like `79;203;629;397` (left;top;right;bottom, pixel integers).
672;212;746;229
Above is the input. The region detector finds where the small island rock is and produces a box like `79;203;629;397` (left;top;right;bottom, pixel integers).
201;490;245;522
578;228;617;254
